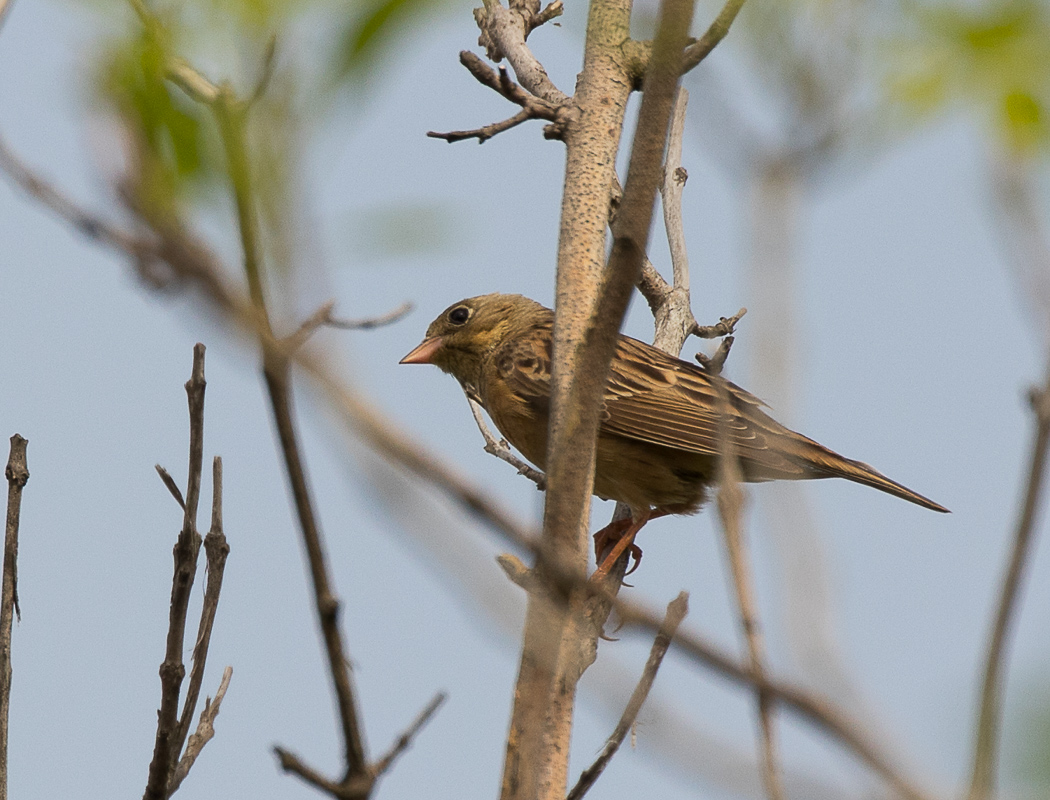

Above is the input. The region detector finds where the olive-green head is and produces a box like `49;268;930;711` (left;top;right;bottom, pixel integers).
400;293;548;388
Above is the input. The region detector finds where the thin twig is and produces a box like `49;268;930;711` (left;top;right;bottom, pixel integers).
173;456;230;774
155;465;186;510
428;110;535;144
1;435;28;800
467;397;547;489
967;368;1050;800
192;59;377;793
285;300;413;352
566;593;688;800
144;345;207;800
695;308;746;339
168;665;233;794
695;336;734;375
680;0;748;74
325;301;413;330
428;54;567;143
370;692;448;776
715;381;784;800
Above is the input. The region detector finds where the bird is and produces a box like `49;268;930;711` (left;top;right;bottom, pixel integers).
401;293;948;578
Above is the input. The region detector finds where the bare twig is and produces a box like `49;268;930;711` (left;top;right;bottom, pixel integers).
429;54;567;143
716;382;784;800
325;301;413;331
172;456;230;776
275;692;445;800
680;0;748;74
144;345;207;800
155;465;187;510
212;81;371;787
467;397;547;488
566;593;688;800
472;1;569;105
285;300;412;352
695;308;746;339
1;435;28;800
370;692;448;776
168;666;233;794
967;368;1050;800
428;110;536;144
695;335;734;375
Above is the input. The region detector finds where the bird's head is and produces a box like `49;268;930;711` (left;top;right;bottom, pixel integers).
400;293;548;388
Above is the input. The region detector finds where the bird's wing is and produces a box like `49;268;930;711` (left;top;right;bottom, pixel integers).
490;328;808;479
602;336;808;478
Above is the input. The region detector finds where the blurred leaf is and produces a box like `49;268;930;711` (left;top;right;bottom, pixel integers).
345;202;460;261
889;0;1050;155
98;16;218;210
334;0;451;84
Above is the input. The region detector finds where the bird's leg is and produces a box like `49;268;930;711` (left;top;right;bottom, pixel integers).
592;512;650;581
591;507;676;581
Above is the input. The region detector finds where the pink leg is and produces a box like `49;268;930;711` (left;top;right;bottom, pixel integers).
592;514;648;581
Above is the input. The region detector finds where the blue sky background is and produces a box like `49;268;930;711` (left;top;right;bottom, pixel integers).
1;1;1048;798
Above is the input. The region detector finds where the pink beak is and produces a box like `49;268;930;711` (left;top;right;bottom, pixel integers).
400;337;444;365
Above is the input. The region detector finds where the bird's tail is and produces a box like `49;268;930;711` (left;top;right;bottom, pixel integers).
795;438;949;513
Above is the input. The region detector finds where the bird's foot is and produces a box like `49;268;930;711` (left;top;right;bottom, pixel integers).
592;518;644;582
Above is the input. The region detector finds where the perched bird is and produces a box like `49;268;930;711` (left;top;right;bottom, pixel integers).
401;293;948;576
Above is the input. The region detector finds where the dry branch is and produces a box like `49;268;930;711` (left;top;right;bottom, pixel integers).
144;346;208;800
566;593;688;800
0;435;28;800
428;53;568;143
716;402;784;800
968;369;1050;800
144;345;231;799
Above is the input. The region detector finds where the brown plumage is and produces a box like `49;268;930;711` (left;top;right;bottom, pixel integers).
401;294;947;569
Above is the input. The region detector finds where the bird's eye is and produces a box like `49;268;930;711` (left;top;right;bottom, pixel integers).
448;306;471;325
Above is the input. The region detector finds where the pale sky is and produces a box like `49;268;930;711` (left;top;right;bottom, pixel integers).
1;1;1048;799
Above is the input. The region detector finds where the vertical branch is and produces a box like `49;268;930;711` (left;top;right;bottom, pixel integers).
501;0;700;795
499;0;635;793
0;435;28;800
145;345;207;800
210;82;370;788
716;392;785;800
967;366;1050;800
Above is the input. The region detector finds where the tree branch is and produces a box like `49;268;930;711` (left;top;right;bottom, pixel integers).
172;456;230;778
428;54;567;143
0;435;28;800
680;0;748;75
967;367;1050;800
168;666;233;794
716;393;785;800
144;344;208;800
566;593;688;800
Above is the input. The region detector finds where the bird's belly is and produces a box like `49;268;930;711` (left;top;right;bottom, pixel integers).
593;436;712;514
